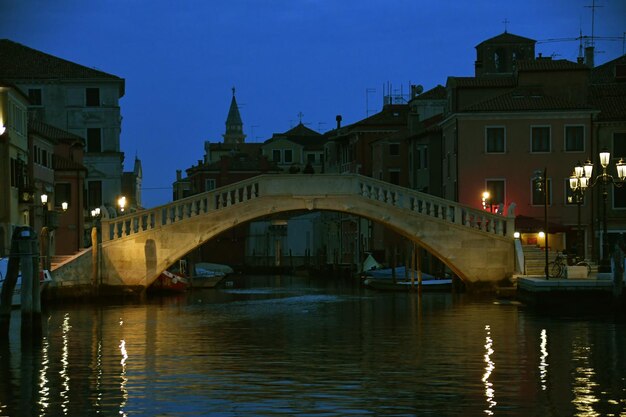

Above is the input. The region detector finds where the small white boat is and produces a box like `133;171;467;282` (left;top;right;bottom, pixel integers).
0;257;53;306
189;264;227;289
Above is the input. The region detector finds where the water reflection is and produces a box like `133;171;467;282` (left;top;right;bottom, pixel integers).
572;335;599;416
38;337;50;416
539;328;548;390
482;324;496;415
0;276;623;416
119;339;128;417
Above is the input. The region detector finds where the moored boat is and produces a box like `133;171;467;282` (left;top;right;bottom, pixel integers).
189;265;225;289
149;269;189;293
363;277;452;291
0;257;53;306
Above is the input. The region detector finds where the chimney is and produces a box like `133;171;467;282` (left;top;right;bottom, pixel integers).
176;170;182;181
336;115;342;129
585;46;595;68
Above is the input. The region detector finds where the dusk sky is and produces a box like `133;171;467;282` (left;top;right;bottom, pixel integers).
1;0;625;207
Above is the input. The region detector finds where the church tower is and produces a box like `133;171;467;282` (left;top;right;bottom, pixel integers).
223;87;246;144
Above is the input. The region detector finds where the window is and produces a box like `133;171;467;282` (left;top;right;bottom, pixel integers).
486;127;505;153
389;143;400;156
284;149;293;163
485;180;505;206
86;88;100;106
531;178;552;206
87;128;101;152
272;149;281;162
389;170;400;185
416;149;421;169
531;126;551;152
307;154;316;163
565;126;584;152
33;145;40;164
41;149;48;167
28;88;42;106
423;147;428;169
88;181;102;208
55;183;71;205
614;132;626;158
205;179;216;191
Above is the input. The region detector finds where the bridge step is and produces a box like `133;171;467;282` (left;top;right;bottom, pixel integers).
522;245;598;275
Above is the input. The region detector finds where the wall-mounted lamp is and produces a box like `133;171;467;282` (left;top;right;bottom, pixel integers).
61;201;68;212
40;193;48;205
513;231;520;239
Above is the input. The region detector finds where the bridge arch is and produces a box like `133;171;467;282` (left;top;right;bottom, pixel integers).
100;175;515;289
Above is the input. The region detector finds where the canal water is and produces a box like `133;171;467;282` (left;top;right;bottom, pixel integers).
1;274;625;416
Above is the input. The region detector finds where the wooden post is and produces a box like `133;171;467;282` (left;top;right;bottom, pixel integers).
417;244;423;293
0;229;22;333
92;226;99;289
410;242;416;291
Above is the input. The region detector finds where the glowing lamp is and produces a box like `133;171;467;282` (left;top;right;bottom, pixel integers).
513;232;520;239
61;201;68;211
40;193;48;205
599;149;610;169
617;159;626;181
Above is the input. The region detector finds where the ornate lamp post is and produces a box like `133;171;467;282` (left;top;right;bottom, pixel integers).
117;196;127;214
569;162;589;260
481;191;492;212
534;168;549;279
40;193;48;227
580;150;626;272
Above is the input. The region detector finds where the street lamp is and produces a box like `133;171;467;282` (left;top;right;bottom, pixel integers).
40;193;48;227
481;191;492;212
579;149;626;272
117;196;126;213
61;201;68;212
534;168;549;279
569;161;589;260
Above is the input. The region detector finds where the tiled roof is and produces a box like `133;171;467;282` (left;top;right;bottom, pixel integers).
516;58;589;72
265;123;325;149
589;94;626;121
476;32;535;47
413;85;446;100
29;120;85;146
463;89;592;112
53;154;87;171
591;54;626;84
0;39;124;94
447;76;516;88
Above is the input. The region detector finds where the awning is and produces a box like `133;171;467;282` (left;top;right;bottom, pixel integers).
515;215;571;233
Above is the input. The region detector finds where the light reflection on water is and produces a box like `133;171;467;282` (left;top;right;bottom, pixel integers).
0;274;624;416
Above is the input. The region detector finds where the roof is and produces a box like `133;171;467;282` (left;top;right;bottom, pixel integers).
515;215;570;233
413;85;446;100
591;54;626;84
29;119;85;146
588;86;626;121
265;123;326;149
447;76;516;89
225;93;243;127
516;58;589;72
53;154;87;171
476;32;536;48
0;39;124;95
463;88;593;112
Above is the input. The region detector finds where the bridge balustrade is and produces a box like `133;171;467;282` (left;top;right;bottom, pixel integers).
103;178;261;242
102;175;511;243
357;178;510;237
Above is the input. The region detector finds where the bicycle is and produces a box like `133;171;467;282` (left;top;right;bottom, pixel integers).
547;252;591;278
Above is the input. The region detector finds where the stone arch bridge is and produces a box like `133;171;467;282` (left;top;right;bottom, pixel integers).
87;174;515;290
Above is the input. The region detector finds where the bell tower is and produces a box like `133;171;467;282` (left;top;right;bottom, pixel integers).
223;87;246;144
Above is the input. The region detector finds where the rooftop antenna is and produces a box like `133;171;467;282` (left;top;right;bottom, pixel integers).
502;18;510;33
365;87;375;117
317;122;326;132
584;0;602;47
297;112;304;124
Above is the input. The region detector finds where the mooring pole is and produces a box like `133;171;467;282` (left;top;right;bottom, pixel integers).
0;229;22;334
